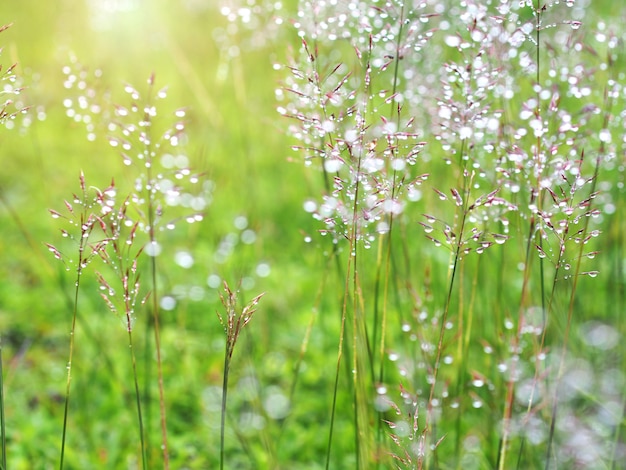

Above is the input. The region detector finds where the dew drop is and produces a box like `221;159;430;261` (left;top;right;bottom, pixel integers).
493;234;508;245
145;241;162;257
567;21;582;30
536;246;547;258
599;129;611;143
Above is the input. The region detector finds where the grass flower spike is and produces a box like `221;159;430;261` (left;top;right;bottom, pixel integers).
216;282;265;470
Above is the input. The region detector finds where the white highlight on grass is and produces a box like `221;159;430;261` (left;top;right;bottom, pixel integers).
175;251;194;269
145;241;162;257
263;387;290;420
580;322;619;350
160;295;176;311
207;274;221;289
445;35;461;47
599;129;612;143
324;158;343;173
303;200;317;213
256;262;271;278
234;215;248;230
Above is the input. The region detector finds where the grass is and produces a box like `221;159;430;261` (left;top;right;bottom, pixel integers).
0;0;624;468
216;282;265;470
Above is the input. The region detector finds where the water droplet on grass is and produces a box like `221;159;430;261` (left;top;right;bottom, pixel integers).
536;245;547;258
599;129;611;143
428;237;442;247
566;20;582;30
324;158;343;173
434;188;447;201
493;234;508;245
582;271;599;278
145;241;162;257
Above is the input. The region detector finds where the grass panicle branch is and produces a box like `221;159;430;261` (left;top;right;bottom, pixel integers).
47;172;117;469
96;191;149;470
216;282;265;470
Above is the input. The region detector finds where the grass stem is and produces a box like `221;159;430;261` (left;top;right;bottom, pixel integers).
0;336;5;470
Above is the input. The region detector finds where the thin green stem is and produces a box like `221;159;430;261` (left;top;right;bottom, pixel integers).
59;269;82;470
498;213;536;470
325;343;344;470
426;209;467;448
0;336;5;470
128;330;147;470
220;350;230;470
216;285;263;469
148;219;169;469
142;302;152;462
610;199;625;468
326;149;364;469
141;78;169;469
454;257;480;468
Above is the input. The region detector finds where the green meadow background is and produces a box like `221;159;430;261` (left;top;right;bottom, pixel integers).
0;0;624;469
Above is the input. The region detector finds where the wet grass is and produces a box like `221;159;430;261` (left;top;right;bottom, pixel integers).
0;0;625;469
